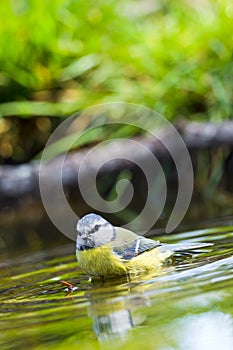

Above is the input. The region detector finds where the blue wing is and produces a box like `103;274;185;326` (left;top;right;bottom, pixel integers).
111;227;161;260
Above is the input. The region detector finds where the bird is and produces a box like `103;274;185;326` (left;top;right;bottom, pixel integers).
76;213;212;279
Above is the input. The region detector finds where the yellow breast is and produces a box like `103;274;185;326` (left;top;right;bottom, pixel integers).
76;245;172;279
76;246;127;278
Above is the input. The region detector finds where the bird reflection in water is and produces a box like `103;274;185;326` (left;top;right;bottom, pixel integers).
84;273;162;342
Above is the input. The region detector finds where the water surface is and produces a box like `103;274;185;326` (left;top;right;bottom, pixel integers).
1;226;233;350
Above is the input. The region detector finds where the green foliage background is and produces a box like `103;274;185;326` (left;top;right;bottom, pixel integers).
0;0;232;162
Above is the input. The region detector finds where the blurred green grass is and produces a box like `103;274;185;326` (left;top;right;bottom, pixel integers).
0;0;232;163
0;0;232;121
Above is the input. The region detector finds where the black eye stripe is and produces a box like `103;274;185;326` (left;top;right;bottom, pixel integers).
89;221;111;233
89;226;100;234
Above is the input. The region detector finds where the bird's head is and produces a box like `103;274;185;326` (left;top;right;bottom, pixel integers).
76;213;116;250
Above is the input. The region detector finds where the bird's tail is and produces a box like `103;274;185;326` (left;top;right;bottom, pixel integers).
158;242;213;254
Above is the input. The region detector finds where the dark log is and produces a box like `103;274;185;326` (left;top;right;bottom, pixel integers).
177;121;233;148
1;121;233;205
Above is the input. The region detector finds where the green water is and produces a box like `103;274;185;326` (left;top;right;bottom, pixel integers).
1;226;233;350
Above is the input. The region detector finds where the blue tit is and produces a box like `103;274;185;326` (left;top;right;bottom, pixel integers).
76;213;211;279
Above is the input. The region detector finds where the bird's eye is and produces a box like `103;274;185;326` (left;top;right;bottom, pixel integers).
94;224;100;231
